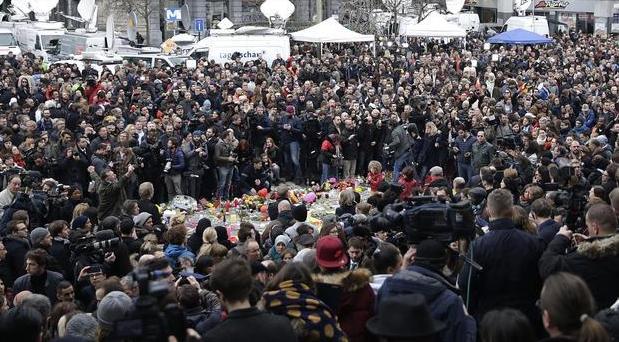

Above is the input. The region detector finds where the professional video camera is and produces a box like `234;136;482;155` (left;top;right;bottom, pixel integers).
402;199;476;244
70;230;120;266
379;196;476;245
109;267;186;342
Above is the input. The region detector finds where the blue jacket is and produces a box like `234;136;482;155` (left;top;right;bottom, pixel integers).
379;265;476;342
164;244;195;268
454;134;476;164
278;115;303;144
458;218;545;324
165;148;186;175
584;109;597;129
538;219;561;245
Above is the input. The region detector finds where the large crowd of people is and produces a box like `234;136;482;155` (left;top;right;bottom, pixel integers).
0;28;618;342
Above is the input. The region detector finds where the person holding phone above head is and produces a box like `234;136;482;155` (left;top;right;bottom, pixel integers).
539;203;619;310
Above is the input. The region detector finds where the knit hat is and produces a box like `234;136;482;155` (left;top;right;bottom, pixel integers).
97;291;133;328
285;105;295;114
291;204;308;222
133;212;153;228
65;313;98;341
72;216;89;230
30;227;50;247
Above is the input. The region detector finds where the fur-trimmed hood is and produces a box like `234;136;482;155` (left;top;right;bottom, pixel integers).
577;234;619;259
313;268;372;292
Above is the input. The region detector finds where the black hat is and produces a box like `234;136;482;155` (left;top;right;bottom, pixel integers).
291;204;308;222
367;294;445;338
415;239;447;264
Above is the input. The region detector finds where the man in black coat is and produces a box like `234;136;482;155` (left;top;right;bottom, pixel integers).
48;220;72;281
539;203;619;309
204;258;296;342
459;189;545;334
2;219;30;287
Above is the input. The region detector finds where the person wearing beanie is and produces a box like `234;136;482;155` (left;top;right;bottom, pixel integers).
378;239;476;342
69;216;92;242
132;212;154;234
30;227;52;249
313;235;375;342
65;313;98;341
96;291;133;337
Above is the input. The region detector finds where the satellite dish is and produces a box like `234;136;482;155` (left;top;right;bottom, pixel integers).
217;17;233;29
181;4;191;30
513;0;532;13
12;2;32;17
106;15;115;50
77;0;95;20
127;11;138;42
445;0;465;14
260;0;278;19
260;0;295;21
29;0;59;15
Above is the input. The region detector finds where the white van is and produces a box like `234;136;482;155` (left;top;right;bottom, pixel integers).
0;29;21;56
118;53;191;68
503;16;550;37
59;31;108;57
445;12;480;32
14;22;65;61
189;34;290;66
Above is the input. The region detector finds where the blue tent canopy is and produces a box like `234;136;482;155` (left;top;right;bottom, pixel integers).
487;29;553;45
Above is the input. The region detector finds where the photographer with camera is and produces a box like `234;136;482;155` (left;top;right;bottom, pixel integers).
88;164;135;220
378;239;476;342
0;174;20;219
539;203;619;310
459;189;545;335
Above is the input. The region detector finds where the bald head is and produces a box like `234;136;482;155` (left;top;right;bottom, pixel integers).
13;290;33;306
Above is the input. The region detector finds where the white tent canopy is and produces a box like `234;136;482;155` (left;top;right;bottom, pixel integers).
400;12;466;37
291;17;374;43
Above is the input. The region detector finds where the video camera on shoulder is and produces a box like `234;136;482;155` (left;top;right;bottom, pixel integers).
402;199;476;245
108;267;186;342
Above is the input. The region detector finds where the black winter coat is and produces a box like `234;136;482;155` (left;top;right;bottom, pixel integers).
459;219;545;325
2;236;30;286
202;307;297;342
539;234;619;309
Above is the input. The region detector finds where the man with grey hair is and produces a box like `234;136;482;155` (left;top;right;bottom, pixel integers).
65;313;98;341
20;293;51;323
459;189;545;331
